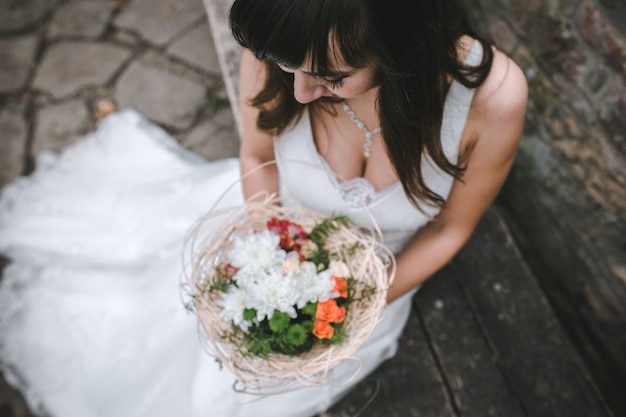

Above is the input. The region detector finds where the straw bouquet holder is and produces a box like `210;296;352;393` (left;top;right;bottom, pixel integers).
182;194;395;394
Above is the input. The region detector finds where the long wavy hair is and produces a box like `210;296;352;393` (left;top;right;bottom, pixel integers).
229;0;493;209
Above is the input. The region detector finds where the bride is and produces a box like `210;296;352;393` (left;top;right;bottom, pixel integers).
0;0;527;416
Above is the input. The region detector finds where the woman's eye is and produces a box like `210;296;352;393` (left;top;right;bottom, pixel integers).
320;77;346;89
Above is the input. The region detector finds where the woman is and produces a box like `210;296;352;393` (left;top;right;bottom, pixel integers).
231;0;527;303
0;0;527;416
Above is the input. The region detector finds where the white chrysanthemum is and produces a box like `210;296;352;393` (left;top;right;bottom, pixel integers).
217;286;253;332
226;230;286;273
248;270;298;321
299;261;319;274
294;264;336;308
232;266;282;289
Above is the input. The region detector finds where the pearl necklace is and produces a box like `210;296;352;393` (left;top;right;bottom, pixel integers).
341;100;381;158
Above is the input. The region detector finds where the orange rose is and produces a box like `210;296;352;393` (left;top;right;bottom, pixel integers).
312;320;334;339
315;299;346;323
332;276;348;298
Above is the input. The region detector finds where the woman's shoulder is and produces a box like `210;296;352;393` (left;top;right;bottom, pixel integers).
460;36;528;157
456;35;527;110
472;41;528;120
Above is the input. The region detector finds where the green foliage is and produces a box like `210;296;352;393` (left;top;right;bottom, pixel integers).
206;268;236;293
243;308;257;321
300;320;313;333
238;304;309;357
307;215;351;243
306;215;352;270
338;277;378;305
249;337;272;358
329;327;346;344
286;324;307;346
344;241;364;258
302;302;317;316
269;311;290;333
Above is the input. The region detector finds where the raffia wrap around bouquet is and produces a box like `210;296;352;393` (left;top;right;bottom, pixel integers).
183;194;394;394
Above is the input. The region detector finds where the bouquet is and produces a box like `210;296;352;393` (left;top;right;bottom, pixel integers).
183;196;394;393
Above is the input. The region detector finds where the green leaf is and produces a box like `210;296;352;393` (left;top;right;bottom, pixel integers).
329;327;346;344
243;308;257;321
302;302;317;316
250;338;272;357
301;320;314;333
308;215;351;243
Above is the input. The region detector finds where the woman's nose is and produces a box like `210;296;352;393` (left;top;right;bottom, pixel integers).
293;72;325;104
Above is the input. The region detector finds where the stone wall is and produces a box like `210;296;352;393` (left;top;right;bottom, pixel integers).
467;0;626;414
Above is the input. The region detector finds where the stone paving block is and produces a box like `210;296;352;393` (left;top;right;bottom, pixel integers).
134;48;213;85
112;30;142;48
114;0;206;46
47;0;113;39
167;21;221;75
32;41;132;99
32;99;92;155
0;35;39;94
0;0;62;34
114;55;207;130
183;107;239;160
0;108;28;188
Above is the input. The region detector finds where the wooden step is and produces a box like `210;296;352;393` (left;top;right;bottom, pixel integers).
202;0;243;135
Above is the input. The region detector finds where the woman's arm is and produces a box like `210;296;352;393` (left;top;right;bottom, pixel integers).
387;51;529;302
238;49;278;200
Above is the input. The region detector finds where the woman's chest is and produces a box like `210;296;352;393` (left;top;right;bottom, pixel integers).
310;105;399;192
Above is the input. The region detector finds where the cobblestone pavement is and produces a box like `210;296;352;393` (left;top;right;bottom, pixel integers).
0;0;239;415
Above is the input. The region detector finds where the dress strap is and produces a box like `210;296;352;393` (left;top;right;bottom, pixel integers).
439;40;484;163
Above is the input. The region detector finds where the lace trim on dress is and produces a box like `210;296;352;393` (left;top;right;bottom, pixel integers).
336;177;377;208
315;157;398;209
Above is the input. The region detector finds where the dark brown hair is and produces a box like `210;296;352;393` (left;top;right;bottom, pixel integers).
229;0;493;209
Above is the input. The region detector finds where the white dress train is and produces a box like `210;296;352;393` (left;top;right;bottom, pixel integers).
0;41;482;417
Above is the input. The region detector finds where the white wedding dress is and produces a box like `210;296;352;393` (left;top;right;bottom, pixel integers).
0;43;481;417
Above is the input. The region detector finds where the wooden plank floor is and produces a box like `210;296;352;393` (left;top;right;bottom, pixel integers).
322;207;612;416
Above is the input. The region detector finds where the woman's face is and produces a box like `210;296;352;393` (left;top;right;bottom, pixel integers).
277;60;379;104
